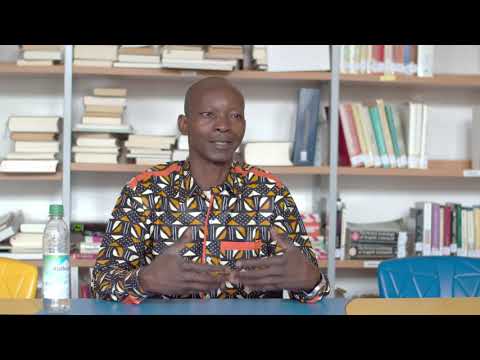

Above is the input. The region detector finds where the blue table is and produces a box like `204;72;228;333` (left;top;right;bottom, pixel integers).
0;298;348;315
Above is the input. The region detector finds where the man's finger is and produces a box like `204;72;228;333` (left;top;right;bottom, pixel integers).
233;266;283;280
182;271;228;285
238;276;282;289
182;261;230;275
270;227;292;251
235;255;286;270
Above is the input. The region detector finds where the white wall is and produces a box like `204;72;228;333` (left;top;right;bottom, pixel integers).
1;45;479;297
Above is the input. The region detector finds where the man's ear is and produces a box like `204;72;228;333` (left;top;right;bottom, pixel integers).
178;115;188;135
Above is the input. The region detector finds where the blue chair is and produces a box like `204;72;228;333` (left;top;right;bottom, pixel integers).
378;256;480;298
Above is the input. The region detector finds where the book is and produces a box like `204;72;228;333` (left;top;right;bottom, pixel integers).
6;152;56;160
20;45;63;51
414;103;423;169
390;106;408;168
118;47;159;56
266;45;330;72
134;157;170;165
72;146;119;154
82;116;122;126
359;104;381;167
8;116;60;133
376;99;397;168
14;141;59;153
314;109;330;166
74;45;118;61
292;88;320;166
367;104;389;168
113;62;163;69
243;142;293;166
385;104;407;168
76;137;119;147
0;253;42;260
415;202;432;256
419;104;429;169
73;59;113;67
162;58;237;71
417;45;435;77
404;102;418;168
439;206;445;255
74;123;133;134
10;232;42;248
84;96;126;108
0;211;23;242
411;207;423;255
474;207;480;257
17;60;54;66
117;54;161;63
431;203;441;256
205;46;244;60
472;107;480;170
443;205;452;255
467;208;475;257
0;160;58;173
23;51;62;61
339;104;363;167
93;88;127;97
20;223;46;233
84;105;125;114
126;135;176;149
162;46;205;60
73;153;118;164
10;132;57;141
128;148;171;155
351;103;373;167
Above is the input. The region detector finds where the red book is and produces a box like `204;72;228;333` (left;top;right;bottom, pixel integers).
325;106;351;166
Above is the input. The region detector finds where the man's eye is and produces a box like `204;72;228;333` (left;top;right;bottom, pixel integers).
232;113;243;120
201;112;214;118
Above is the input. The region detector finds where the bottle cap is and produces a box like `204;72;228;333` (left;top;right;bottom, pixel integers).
49;204;64;217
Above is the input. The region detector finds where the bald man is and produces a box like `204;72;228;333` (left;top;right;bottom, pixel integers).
92;77;330;304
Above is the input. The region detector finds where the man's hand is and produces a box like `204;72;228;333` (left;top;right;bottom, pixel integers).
231;228;321;292
138;228;230;296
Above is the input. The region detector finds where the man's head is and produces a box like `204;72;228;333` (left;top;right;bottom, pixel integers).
178;77;246;165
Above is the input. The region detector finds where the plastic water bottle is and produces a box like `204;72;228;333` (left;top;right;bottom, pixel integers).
42;204;70;312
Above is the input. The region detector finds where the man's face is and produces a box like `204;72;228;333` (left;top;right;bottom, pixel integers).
179;86;246;165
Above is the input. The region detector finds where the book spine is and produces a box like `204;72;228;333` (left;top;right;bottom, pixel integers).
417;45;435;77
440;206;447;255
444;205;452;255
392;106;408;168
368;106;390;168
419;104;429;169
344;104;364;166
340;207;347;260
422;203;432;256
449;204;457;255
460;207;467;256
431;203;440;256
408;103;419;168
366;45;373;74
403;45;411;75
409;45;418;75
385;104;403;167
351;104;372;167
339;105;362;166
384;45;393;75
377;100;397;167
415;208;424;255
348;230;399;243
468;209;475;257
475;208;480;257
337;111;352;166
361;105;381;167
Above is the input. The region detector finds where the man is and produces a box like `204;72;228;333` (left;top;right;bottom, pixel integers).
91;77;330;304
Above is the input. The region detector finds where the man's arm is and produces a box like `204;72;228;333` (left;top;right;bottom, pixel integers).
91;184;151;303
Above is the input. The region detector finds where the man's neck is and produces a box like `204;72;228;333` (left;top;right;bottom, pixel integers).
188;154;232;190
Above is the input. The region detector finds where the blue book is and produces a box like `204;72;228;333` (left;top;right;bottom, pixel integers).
403;45;411;74
292;88;321;166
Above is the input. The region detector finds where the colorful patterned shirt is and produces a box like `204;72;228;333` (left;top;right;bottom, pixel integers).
91;160;326;303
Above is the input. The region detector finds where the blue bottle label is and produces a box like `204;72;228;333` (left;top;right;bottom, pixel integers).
43;255;70;299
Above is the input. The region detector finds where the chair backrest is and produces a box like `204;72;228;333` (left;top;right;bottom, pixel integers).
378;256;480;298
0;258;38;299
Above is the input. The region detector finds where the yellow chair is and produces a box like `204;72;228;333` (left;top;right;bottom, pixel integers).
0;258;38;299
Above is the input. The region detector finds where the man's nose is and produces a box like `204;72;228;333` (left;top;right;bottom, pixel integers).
215;114;230;132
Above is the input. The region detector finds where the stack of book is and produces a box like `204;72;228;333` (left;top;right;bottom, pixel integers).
114;45;162;69
17;45;63;66
71;222;106;260
162;45;237;71
125;135;176;165
410;202;480;258
172;135;189;161
242;142;293;166
73;45;118;68
0;211;23;251
337;100;428;169
73;133;121;164
339;45;434;77
9;223;46;255
0;116;61;173
301;213;327;261
253;45;267;70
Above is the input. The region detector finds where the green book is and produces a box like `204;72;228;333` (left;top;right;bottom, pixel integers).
385;104;402;166
368;106;390;168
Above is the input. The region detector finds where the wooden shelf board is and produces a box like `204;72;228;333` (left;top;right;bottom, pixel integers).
340;73;480;88
0;63;64;75
0;171;62;181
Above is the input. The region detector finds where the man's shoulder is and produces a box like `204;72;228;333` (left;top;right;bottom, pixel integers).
232;162;285;189
125;161;184;191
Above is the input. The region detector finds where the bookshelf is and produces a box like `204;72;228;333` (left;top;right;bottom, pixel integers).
3;45;480;299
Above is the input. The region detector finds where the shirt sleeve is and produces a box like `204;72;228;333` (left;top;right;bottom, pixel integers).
91;183;152;303
271;184;329;303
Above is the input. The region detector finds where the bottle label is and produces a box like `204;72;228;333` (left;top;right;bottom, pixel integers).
43;255;70;299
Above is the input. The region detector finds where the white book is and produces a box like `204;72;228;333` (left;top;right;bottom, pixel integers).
162;58;236;71
128;148;172;155
84;96;126;107
74;153;118;164
244;142;293;166
266;45;330;72
82;116;122;126
472;107;480;170
6;152;56;160
0;160;58;173
76;137;118;147
417;45;435;77
93;88;127;97
15;141;59;153
126;135;176;148
72;146;119;154
117;54;161;63
135;158;169;165
10;231;42;247
73;59;113;67
9;116;60;133
347;45;355;74
113;62;162;69
460;209;468;257
468;209;475;257
20;223;46;233
414;103;423;169
162;48;205;60
127;153;171;159
366;45;374;74
0;253;42;260
339;45;346;74
23;51;62;61
392;106;408;168
17;60;54;66
74;123;132;134
416;202;432;256
419;104;429;169
74;45;118;61
406;102;418;169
